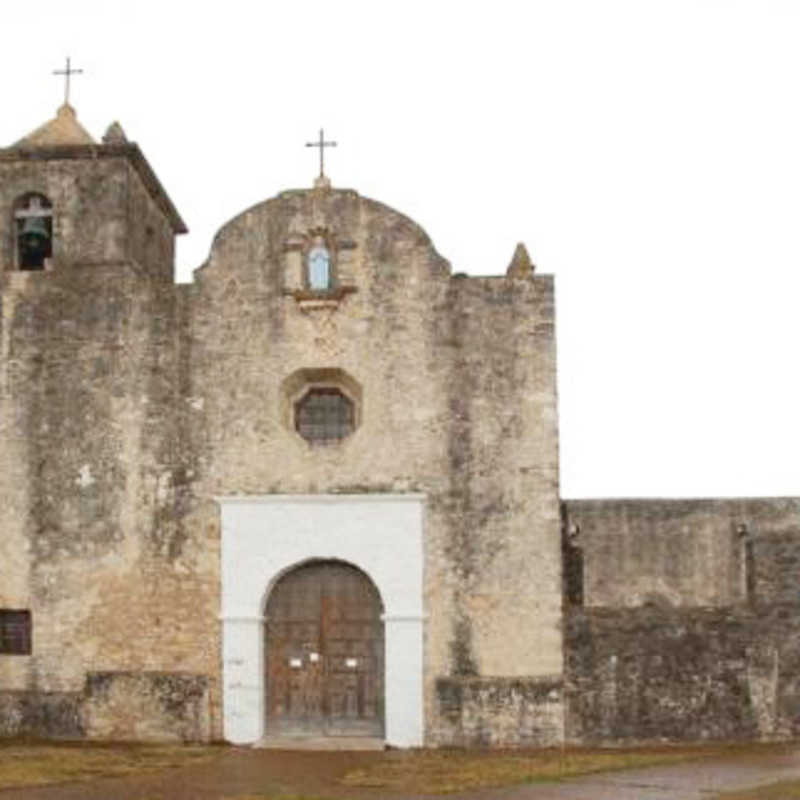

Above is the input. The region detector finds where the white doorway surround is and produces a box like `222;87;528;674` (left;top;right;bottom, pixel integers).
217;494;426;747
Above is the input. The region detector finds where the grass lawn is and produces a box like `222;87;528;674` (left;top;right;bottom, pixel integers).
0;741;218;790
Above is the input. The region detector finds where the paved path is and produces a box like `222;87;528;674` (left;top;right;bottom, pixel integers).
488;748;800;799
1;746;799;800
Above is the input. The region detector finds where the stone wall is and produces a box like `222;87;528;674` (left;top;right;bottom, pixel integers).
563;498;800;607
0;691;83;738
0;671;209;741
83;671;210;742
0;134;218;742
0;153;129;269
434;676;563;747
123;158;176;281
0;264;220;737
561;498;800;745
747;500;800;605
565;605;800;744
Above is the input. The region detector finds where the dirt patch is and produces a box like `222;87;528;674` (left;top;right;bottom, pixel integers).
219;796;336;800
714;778;800;799
341;742;796;794
0;746;376;800
1;741;797;800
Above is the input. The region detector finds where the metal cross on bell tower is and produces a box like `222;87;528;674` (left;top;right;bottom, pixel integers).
53;57;84;106
305;128;337;181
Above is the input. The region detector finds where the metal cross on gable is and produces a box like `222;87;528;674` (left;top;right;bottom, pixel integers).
305;129;337;178
53;57;84;106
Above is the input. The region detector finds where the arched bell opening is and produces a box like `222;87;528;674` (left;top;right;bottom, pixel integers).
13;193;53;271
263;559;385;738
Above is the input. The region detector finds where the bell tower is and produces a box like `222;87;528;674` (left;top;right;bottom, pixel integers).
0;103;186;280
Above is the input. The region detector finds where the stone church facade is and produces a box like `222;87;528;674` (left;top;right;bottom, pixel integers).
0;104;798;747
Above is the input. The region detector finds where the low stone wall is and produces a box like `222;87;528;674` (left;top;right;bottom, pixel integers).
83;671;210;742
0;691;84;738
0;671;210;742
565;605;800;744
433;676;564;747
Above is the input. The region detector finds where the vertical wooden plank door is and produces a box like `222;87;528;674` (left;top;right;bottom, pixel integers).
265;561;384;737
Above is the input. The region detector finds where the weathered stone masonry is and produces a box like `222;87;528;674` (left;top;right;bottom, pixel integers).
563;498;800;744
0;104;797;746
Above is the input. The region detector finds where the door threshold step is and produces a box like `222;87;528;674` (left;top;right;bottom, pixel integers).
253;736;385;751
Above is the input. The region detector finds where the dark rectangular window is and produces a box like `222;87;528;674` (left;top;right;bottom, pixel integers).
0;610;32;655
745;539;756;604
565;546;584;606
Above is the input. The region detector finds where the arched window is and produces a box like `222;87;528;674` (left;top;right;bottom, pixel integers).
14;193;53;270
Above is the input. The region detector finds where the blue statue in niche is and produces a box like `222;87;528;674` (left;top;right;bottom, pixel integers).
307;240;331;290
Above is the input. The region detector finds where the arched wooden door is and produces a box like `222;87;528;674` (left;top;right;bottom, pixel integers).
264;561;384;737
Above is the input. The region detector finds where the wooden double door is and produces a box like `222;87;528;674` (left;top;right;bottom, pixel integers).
265;561;384;737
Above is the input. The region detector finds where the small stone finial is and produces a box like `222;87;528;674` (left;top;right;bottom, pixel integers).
313;174;331;190
103;121;128;144
506;242;535;279
56;102;77;119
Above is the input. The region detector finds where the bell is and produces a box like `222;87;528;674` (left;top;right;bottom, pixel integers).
20;217;50;242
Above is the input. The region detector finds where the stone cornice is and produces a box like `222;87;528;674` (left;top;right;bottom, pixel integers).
0;142;187;234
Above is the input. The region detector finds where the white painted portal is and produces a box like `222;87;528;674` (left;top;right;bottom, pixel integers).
218;494;425;747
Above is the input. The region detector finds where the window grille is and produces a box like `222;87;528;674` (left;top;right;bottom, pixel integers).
295;388;354;443
0;610;31;655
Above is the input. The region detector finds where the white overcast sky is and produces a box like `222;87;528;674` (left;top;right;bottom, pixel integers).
2;1;799;500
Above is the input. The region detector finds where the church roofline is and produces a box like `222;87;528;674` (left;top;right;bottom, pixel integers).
563;495;800;504
206;187;440;259
13;103;95;147
451;272;553;280
0;141;188;234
